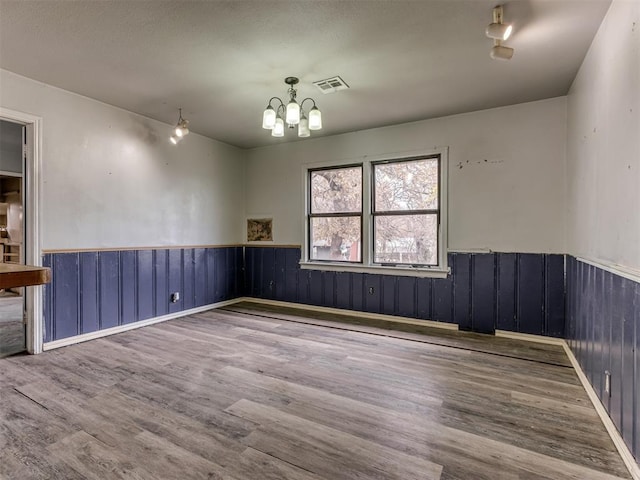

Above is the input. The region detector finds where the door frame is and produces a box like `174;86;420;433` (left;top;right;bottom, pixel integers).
0;107;43;354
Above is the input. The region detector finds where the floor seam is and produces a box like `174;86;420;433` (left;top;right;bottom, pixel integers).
220;307;573;369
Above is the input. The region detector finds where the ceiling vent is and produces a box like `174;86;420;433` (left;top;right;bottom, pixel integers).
313;76;349;94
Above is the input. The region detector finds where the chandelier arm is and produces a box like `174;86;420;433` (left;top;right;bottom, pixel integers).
299;98;317;111
268;97;285;109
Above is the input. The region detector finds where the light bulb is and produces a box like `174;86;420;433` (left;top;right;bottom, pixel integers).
298;116;310;137
262;106;276;129
308;106;322;130
175;120;189;137
169;135;180;145
272;117;284;137
286;100;300;125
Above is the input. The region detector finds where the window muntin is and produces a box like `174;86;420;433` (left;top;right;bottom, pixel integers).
372;156;440;266
308;165;362;262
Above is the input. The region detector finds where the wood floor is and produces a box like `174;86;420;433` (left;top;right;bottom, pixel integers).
0;293;24;358
0;302;632;480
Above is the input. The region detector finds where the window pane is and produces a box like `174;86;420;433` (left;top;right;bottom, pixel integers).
374;158;438;212
310;216;361;261
311;166;362;214
374;214;437;265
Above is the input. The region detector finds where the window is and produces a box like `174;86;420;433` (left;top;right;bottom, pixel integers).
372;157;439;266
308;165;362;262
304;150;448;277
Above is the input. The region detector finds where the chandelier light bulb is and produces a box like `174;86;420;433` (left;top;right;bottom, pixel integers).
298;115;310;137
272;116;285;137
262;105;276;129
308;106;322;130
286;100;300;125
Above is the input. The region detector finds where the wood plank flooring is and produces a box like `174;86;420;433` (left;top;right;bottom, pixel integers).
0;294;24;358
0;302;632;479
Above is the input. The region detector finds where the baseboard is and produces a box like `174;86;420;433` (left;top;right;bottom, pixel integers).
562;341;640;480
232;297;459;331
42;298;242;351
495;330;566;346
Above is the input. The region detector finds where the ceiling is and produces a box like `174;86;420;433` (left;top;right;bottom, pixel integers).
0;0;611;149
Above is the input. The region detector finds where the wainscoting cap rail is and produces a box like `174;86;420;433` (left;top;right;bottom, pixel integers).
576;256;640;284
42;244;245;254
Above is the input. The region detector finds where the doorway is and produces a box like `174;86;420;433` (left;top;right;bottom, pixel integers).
0;106;44;353
0;120;26;357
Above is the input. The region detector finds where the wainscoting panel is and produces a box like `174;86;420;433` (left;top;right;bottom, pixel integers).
566;256;640;461
51;253;80;340
453;253;471;330
43;246;243;342
244;247;565;336
121;250;137;325
79;252;100;333
472;254;496;334
135;250;153;322
517;253;545;335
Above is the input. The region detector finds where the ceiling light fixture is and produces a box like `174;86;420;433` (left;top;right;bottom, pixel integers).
486;5;514;60
486;5;512;41
262;77;322;138
169;108;190;144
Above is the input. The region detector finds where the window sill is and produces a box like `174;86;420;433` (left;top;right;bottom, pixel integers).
299;261;450;278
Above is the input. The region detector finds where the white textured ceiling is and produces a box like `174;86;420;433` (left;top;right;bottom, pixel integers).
0;0;611;149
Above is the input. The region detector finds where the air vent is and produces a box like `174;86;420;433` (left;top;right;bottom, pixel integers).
313;76;350;94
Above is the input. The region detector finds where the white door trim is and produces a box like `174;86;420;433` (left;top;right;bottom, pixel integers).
0;107;44;354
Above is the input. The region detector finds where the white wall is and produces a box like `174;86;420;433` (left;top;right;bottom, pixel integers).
0;69;245;250
245;97;567;253
566;0;640;271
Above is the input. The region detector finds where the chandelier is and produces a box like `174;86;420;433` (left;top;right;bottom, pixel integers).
262;77;322;138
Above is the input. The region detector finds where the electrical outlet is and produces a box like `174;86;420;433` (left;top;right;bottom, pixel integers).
604;370;611;396
170;292;180;303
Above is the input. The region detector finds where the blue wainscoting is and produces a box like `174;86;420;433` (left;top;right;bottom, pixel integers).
566;256;640;461
42;246;244;342
244;246;566;337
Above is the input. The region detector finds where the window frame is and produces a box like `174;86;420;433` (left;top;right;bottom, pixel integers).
371;155;441;267
302;148;449;278
307;163;364;264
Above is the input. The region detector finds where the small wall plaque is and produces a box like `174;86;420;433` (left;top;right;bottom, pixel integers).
247;218;273;242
